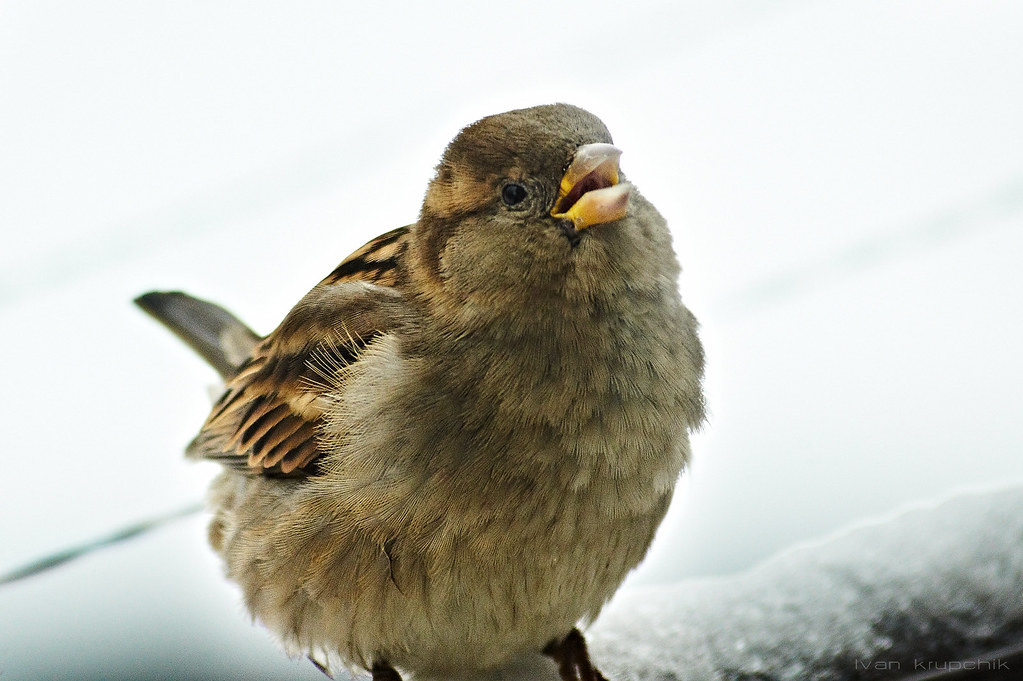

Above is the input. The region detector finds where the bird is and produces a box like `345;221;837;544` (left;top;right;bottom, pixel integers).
136;103;705;681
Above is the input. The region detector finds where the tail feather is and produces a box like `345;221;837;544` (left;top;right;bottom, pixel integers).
135;291;259;380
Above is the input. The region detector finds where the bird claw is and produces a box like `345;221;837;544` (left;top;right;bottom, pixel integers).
543;628;609;681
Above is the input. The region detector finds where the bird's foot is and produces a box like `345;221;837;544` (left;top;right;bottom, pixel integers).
543;628;608;681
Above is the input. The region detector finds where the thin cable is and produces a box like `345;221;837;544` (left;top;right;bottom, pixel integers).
0;501;204;586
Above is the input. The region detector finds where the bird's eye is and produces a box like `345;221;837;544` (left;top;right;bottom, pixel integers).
501;183;528;206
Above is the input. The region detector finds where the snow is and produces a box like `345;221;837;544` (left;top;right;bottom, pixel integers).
592;486;1023;680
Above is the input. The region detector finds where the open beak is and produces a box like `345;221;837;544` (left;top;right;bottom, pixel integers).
551;143;632;230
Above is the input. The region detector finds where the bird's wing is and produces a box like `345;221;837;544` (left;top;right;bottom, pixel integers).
185;225;412;477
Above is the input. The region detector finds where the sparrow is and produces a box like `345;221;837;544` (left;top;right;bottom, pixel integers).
136;103;705;681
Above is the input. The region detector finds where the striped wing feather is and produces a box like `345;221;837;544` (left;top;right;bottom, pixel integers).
189;226;411;476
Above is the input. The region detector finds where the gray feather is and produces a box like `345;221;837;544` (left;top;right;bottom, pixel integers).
135;291;259;379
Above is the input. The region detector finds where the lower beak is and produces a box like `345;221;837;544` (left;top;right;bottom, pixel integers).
551;143;632;230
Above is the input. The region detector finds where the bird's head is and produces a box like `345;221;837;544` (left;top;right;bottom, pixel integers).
409;104;680;327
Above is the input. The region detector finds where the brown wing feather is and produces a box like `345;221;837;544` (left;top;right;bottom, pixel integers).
189;226;412;477
320;225;409;288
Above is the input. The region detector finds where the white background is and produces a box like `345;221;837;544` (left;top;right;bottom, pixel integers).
1;0;1021;635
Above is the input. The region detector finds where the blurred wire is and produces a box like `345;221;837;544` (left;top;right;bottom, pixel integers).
713;175;1023;319
0;138;358;308
0;501;203;586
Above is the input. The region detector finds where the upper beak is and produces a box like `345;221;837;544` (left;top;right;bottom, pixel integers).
551;143;632;230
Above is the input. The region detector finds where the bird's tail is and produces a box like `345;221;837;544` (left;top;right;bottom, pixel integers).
134;291;259;380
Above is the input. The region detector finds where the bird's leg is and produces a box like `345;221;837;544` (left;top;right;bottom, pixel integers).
543;628;609;681
371;661;403;681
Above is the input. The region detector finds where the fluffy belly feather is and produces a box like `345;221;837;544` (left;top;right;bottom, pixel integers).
206;465;671;675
